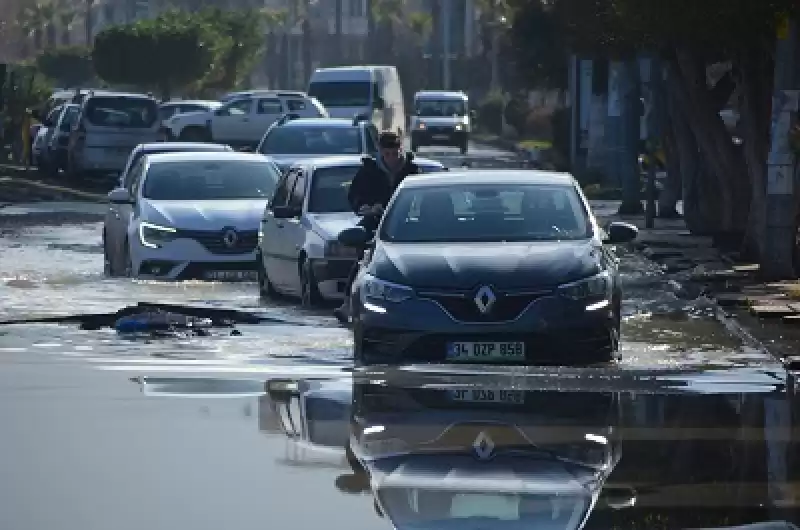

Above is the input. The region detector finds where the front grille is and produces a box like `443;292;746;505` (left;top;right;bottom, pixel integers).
177;261;257;281
419;289;549;322
178;229;258;255
425;126;454;135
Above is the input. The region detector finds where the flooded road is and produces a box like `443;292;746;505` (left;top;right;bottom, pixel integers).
2;160;798;529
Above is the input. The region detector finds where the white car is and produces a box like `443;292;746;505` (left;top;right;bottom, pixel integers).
256;155;446;306
162;90;328;149
103;151;281;281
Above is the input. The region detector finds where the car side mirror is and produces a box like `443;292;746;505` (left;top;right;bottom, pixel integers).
338;227;370;248
603;221;638;244
373;96;385;110
273;205;300;219
108;187;133;204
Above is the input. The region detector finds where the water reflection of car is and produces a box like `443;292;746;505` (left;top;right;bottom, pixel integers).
346;381;624;529
339;170;639;366
261;378;352;468
103;151;281;281
256;155;446;306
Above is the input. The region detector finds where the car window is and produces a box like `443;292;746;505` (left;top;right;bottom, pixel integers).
59;107;79;131
381;183;591;243
272;170;295;208
415;99;467;117
308;81;371;108
46;106;62;124
142;159;279;201
85;96;158;128
128;160;145;195
258;126;361;155
218;99;252;116
158;105;179;122
180;104;210;114
286;99;307;112
308;166;359;213
288;170;307;209
257;98;284;114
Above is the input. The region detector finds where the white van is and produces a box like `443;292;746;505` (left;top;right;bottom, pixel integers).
307;66;405;137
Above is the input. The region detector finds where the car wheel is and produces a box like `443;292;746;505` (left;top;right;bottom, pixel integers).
103;231;114;276
256;252;278;298
300;259;322;308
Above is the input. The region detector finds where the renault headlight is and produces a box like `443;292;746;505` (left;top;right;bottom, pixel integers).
361;273;414;303
139;221;177;248
559;271;611;300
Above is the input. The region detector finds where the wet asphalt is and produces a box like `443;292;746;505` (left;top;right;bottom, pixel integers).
0;142;798;529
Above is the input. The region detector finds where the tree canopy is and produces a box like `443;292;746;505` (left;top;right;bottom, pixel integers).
92;12;214;98
35;45;95;87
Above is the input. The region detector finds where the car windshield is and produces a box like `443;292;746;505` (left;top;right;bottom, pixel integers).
59;107;79;131
308;81;374;108
259;126;361;155
380;183;592;243
415;99;467;117
379;488;590;530
142;160;279;200
308;166;359;213
85;96;159;128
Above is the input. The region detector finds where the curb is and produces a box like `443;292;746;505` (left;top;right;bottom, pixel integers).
0;175;106;202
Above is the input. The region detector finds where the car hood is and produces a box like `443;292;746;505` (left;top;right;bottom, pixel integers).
142;199;268;231
326;106;370;119
307;212;360;240
370;240;603;290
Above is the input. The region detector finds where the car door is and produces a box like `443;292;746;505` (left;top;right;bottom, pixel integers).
273;168;308;295
110;158;144;267
261;169;296;291
252;97;286;144
210;98;253;145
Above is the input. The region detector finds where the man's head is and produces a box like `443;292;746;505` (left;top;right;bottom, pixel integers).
378;131;402;168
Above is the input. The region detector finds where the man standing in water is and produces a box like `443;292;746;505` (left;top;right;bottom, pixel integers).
334;131;420;324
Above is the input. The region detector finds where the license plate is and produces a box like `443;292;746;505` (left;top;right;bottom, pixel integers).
432;134;449;140
446;341;525;362
449;388;525;404
203;270;257;281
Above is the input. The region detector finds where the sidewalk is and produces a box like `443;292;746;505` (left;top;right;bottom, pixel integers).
610;209;800;368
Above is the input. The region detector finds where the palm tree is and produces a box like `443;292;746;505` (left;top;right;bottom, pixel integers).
371;0;405;60
57;1;78;46
18;0;49;52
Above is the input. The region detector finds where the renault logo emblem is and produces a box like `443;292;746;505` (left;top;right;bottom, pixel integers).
222;229;238;248
473;431;496;461
474;285;496;314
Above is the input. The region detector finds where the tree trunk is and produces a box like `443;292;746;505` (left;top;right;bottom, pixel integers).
737;45;774;261
659;111;683;218
366;0;375;63
334;0;343;63
668;48;750;242
301;6;312;84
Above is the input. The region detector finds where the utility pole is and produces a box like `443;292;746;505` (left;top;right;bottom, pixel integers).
618;59;643;215
763;16;799;279
85;0;94;47
442;0;452;90
568;54;579;170
334;0;343;63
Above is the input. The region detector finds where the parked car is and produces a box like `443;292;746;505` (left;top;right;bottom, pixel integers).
158;100;222;140
39;103;80;176
162;90;328;149
256;155;446;306
256;116;380;173
66;91;161;179
338;170;639;366
103;151;280;280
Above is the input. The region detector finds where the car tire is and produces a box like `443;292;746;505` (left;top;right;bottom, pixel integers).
103;231;114;276
256;252;278;298
300;259;322;308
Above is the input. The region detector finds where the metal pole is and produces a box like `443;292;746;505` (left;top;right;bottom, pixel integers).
763;17;799;279
568;54;578;170
442;0;452;90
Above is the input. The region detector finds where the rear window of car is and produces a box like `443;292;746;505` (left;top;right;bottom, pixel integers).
259;126;361;155
84;96;159;128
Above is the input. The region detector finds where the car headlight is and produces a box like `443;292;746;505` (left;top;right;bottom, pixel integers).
361;273;414;303
559;271;611;300
454;123;464;131
139;221;177;248
416;122;426;130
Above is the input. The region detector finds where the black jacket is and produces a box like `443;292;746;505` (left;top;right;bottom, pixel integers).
347;152;420;213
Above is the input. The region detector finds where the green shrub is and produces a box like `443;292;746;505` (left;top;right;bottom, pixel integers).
477;91;505;136
503;94;530;137
550;106;571;167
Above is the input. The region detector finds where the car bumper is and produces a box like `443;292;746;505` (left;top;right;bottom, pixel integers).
353;294;617;365
311;257;357;300
130;237;258;281
411;129;467;146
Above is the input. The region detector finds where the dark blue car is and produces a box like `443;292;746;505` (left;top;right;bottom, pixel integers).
338;170;639;366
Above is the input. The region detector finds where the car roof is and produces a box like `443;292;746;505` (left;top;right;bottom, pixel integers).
135;142;232;153
397;170;575;188
297;155;444;169
143;151;271;163
280;118;359;128
160;100;219;107
86;91;156;100
415;90;468;100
